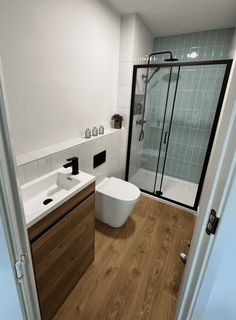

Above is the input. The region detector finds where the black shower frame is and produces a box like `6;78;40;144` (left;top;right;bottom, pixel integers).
125;59;232;211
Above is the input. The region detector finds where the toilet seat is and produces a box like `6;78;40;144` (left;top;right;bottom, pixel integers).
96;177;140;201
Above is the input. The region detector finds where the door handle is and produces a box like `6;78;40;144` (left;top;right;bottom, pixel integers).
164;131;168;144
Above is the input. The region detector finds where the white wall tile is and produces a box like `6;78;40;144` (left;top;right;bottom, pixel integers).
59;150;70;167
85;140;96;165
22;161;38;183
50;153;62;171
37;157;51;177
68;146;79;159
16;154;35;166
105;134;113;159
113;131;121;147
116;13;153;177
16;130;125;184
117;108;130;128
76;144;86;171
117;85;132;109
16;166;25;185
119;14;135;62
118;62;133;86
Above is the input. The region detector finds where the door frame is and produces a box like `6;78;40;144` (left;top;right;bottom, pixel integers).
125;59;233;210
0;57;41;319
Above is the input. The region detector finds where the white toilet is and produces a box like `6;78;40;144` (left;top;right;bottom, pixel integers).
95;177;140;228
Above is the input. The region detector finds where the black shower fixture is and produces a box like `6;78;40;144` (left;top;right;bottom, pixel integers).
147;51;179;63
138;51;178;141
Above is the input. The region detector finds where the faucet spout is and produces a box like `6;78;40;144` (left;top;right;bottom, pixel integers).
63;157;79;175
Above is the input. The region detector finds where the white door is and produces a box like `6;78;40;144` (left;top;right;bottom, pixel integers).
176;56;236;319
192;149;236;319
0;214;24;320
0;59;41;319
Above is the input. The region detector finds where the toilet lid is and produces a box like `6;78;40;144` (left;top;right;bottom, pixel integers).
96;177;140;201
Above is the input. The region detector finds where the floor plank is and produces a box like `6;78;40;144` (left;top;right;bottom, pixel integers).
54;195;195;320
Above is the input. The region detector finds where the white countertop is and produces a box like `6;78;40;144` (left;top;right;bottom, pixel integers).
21;168;95;228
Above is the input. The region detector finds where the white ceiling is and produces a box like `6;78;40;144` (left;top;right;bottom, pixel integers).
106;0;236;37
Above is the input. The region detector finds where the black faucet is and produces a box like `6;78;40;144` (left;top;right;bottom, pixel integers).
63;157;79;175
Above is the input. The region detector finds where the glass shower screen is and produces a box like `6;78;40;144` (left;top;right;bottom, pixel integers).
126;60;232;209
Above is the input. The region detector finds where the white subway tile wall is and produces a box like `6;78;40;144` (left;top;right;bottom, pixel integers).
117;14;153;127
17;129;127;185
22;161;38;183
116;13;153;178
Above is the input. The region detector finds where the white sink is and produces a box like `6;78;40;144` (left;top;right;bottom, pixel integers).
21;168;95;228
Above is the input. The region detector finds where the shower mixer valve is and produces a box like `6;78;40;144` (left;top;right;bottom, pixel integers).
136;119;146;125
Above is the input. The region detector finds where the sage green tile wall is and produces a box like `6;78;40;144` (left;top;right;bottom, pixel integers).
153;28;234;62
142;28;234;185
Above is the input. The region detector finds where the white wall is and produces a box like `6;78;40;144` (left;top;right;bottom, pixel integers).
116;13;153;178
0;0;120;155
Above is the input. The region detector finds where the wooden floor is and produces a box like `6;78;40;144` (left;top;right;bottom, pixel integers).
54;195;195;320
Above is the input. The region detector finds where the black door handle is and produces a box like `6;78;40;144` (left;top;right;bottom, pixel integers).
164;131;168;144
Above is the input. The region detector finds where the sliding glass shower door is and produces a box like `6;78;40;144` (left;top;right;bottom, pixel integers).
126;60;232;209
128;66;178;193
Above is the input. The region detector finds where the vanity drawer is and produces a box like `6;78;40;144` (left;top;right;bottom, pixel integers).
28;181;95;242
31;193;95;320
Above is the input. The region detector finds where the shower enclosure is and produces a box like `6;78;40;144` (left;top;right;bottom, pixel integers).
125;60;232;209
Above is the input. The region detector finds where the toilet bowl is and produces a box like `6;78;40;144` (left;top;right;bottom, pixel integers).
95;177;140;228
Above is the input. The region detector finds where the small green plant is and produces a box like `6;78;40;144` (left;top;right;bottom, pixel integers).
111;114;123;122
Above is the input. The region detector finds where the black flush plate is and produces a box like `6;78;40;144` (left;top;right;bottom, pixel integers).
93;150;106;169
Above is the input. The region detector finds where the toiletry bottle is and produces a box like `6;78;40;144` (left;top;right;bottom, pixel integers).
92;127;98;136
99;126;104;134
85;128;91;138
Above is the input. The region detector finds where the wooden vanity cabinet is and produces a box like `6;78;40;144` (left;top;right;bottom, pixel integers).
28;182;95;320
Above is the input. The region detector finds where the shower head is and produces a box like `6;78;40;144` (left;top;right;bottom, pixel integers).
148;51;178;64
164;57;179;62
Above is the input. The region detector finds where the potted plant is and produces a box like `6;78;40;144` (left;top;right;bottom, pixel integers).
111;114;123;129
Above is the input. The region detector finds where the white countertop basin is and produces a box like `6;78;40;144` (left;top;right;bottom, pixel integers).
21;168;95;228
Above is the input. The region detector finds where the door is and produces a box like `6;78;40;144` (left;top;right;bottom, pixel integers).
127;65;178;193
155;63;230;208
192;152;236;319
0;58;41;319
175;67;236;319
0;211;24;320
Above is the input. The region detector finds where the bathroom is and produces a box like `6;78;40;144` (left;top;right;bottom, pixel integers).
0;0;236;319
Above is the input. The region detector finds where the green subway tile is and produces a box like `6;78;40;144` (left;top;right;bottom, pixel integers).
199;31;210;47
138;28;234;185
